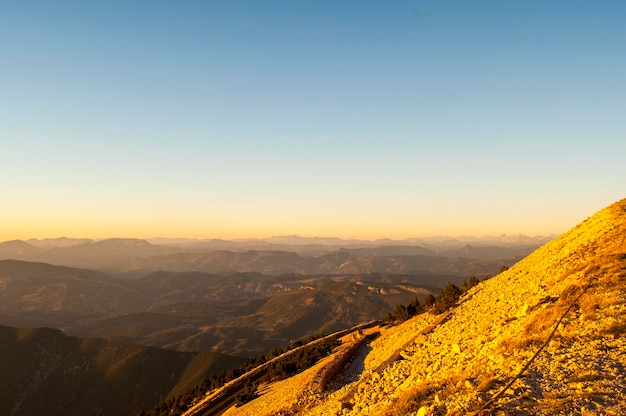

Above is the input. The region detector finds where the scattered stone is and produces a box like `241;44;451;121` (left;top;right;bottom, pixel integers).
416;406;429;416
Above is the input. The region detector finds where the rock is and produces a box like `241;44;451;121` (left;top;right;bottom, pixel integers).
417;406;429;416
516;303;530;317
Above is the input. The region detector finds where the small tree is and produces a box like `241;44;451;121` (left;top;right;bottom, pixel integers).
433;282;462;314
468;275;480;287
422;294;436;309
385;312;394;324
407;297;421;316
393;303;409;322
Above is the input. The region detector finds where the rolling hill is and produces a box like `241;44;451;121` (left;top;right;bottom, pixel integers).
0;325;243;416
0;240;42;259
104;249;509;278
0;238;179;269
0;259;457;356
69;275;441;357
0;260;149;329
0;236;543;278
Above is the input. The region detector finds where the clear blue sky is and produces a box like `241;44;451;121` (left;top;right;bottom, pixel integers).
1;1;625;239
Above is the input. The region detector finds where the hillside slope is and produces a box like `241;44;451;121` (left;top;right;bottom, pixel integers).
0;325;243;416
224;198;626;415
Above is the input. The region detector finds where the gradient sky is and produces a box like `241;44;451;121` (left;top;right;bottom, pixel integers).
1;1;625;240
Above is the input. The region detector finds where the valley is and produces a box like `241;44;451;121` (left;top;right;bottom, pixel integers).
0;236;537;357
0;232;569;415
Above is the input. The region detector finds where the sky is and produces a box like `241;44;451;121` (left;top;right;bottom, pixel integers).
1;1;625;240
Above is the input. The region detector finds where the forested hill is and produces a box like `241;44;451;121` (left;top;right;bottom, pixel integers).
0;325;242;416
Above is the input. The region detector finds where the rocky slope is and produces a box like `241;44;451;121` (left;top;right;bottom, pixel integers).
222;198;626;415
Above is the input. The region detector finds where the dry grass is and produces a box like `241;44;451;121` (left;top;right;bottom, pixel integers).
578;292;600;315
476;373;499;393
567;372;603;383
601;321;626;337
390;376;475;416
390;381;440;416
439;376;466;400
559;284;584;306
498;335;543;354
523;305;566;338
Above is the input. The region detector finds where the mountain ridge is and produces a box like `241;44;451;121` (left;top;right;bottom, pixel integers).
0;235;551;265
104;249;511;278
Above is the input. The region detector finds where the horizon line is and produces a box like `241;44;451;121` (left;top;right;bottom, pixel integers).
4;232;560;244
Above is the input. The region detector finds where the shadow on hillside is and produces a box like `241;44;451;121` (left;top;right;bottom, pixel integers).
326;335;379;393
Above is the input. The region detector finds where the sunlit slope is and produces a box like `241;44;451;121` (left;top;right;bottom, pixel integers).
227;198;626;415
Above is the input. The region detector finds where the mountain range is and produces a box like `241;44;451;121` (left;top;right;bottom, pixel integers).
1;234;550;272
7;217;610;415
0;232;545;357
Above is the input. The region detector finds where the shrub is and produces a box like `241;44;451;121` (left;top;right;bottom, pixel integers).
468;275;480;288
393;303;409;322
390;381;439;416
602;321;626;337
407;297;421;316
422;294;436;309
234;381;259;407
432;282;462;314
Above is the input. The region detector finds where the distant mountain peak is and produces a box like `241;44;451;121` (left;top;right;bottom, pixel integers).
93;238;153;247
0;240;41;259
0;239;35;247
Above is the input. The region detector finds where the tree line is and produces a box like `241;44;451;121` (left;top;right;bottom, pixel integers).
138;333;339;416
386;275;481;323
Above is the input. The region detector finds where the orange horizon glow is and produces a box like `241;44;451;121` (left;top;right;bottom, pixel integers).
1;193;586;242
0;214;566;242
